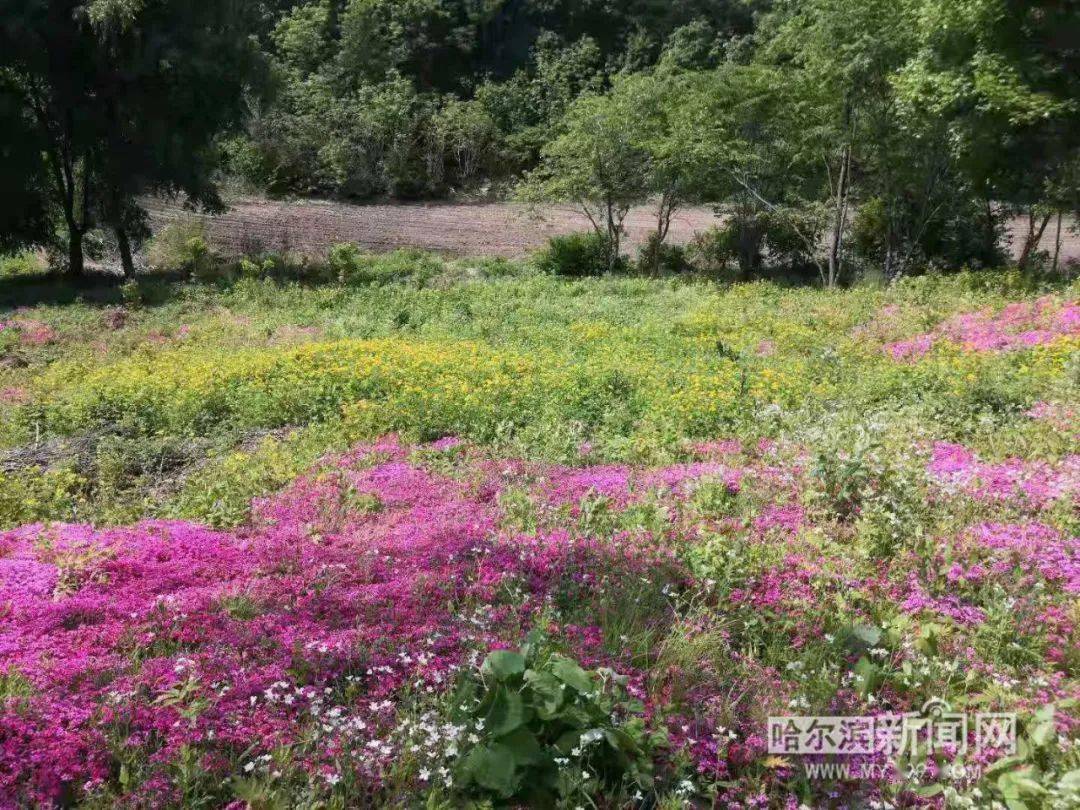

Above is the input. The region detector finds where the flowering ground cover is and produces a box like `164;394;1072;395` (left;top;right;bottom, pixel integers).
0;261;1078;806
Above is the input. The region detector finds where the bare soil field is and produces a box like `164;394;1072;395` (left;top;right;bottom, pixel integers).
146;196;1080;266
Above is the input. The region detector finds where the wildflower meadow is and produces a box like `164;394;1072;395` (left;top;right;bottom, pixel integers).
0;262;1078;808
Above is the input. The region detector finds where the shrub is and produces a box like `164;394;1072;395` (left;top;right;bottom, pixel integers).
0;251;46;279
328;245;442;286
145;219;218;277
636;233;690;276
684;225;738;280
0;466;85;529
237;257;277;280
326;242;364;284
449;638;657;804
534;232;622;277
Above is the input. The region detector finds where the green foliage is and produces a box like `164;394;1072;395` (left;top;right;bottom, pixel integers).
534;232;620;277
0;0;264;275
636;233;690;276
0;466;85;529
328;245;443;286
519;90;651;269
449;638;658;805
145;220;214;276
0;251;46;279
0;257;1074;528
685;226;738;280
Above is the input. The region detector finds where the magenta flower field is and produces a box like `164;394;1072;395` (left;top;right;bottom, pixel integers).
2;428;1077;807
0;273;1078;807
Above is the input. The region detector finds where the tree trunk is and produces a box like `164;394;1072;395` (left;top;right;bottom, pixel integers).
604;197;622;274
736;217;762;280
116;225;135;278
983;197;998;264
651;191;677;277
67;225;84;277
827;144;851;288
1017;210;1052;271
1052;210;1063;274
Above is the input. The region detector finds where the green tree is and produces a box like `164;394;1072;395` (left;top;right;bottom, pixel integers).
519;89;651;273
339;0;475;92
760;0;920;285
0;0;262;276
0;88;54;254
895;0;1080;271
607;72;695;274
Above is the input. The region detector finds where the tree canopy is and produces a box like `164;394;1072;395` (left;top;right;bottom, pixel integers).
0;0;1076;282
0;0;263;275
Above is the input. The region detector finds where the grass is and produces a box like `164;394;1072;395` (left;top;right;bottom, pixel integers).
1;256;1076;529
1;252;1078;807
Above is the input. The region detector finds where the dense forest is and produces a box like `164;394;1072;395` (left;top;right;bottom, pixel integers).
1;0;1079;283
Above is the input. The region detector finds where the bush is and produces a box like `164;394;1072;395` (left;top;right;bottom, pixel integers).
448;638;657;804
684;225;738;280
329;245;443;286
636;233;690;276
0;251;46;279
326;243;364;284
534;232;623;277
145;219;217;277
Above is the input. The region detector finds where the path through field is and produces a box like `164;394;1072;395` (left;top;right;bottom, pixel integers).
146;196;1080;265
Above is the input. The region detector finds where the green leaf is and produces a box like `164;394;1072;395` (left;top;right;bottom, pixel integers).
1057;769;1080;789
498;728;544;767
983;754;1024;778
461;743;518;798
487;687;530;736
525;669;566;719
551;655;594;694
848;623;882;648
851;656;881;698
1029;704;1055;747
604;728;640;755
555;729;583;754
481;650;526;681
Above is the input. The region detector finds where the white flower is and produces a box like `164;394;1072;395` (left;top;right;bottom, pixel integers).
418;769;430;782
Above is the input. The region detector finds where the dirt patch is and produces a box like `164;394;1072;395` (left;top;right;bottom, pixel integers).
146;196;1080;265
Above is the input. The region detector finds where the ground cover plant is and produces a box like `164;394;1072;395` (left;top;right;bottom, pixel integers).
0;255;1078;807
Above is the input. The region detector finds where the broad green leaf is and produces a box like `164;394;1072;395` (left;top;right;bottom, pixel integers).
487;687;530;736
1057;769;1080;789
525;669;566;719
551;655;594;694
848;623;882;648
851;656;881;697
498;728;544;766
1029;704;1055;747
461;743;518;798
481;650;526;681
912;784;943;797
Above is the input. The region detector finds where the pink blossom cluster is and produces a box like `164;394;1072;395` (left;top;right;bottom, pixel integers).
1028;400;1080;436
886;296;1080;359
927;442;1080;510
0;437;690;805
0;435;1076;805
0;318;57;347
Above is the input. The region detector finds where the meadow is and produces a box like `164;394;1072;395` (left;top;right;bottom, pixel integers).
0;255;1078;807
